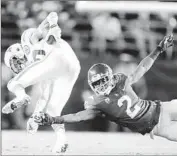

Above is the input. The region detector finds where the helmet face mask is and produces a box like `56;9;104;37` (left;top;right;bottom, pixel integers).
9;55;27;74
4;43;28;74
91;76;110;95
88;63;113;96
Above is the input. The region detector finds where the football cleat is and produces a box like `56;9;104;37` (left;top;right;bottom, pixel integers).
26;116;39;134
51;143;68;153
2;95;30;114
61;143;68;153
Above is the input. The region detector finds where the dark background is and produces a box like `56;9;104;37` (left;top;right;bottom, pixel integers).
1;1;177;132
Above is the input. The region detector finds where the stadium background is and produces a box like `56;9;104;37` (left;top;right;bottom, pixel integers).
1;1;177;133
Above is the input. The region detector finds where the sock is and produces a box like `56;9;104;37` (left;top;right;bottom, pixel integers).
52;124;67;145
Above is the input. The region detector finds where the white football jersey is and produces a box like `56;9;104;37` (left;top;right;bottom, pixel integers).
19;27;80;117
21;28;53;64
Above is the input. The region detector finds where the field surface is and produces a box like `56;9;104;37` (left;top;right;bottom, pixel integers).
2;130;177;155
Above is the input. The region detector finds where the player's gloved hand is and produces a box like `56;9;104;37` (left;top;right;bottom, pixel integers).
37;12;59;39
158;34;174;53
33;112;55;126
46;12;58;28
26;115;39;134
44;12;61;43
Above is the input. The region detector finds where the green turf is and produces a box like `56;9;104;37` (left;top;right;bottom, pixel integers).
2;130;177;155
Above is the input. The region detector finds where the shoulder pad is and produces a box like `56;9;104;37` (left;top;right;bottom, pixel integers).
114;73;127;82
114;73;128;89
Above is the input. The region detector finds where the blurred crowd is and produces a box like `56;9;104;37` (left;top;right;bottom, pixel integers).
1;1;177;131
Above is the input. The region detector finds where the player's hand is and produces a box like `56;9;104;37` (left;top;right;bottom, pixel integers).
158;34;174;53
47;12;58;28
33;112;54;126
45;12;61;42
26;116;39;134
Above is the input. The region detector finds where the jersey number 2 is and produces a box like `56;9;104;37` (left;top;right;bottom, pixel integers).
117;95;140;119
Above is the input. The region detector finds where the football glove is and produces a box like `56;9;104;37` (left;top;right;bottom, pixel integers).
158;34;174;53
33;112;55;125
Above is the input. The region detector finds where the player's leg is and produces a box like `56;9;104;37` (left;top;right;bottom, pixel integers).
2;51;68;114
51;124;68;153
26;97;50;134
153;99;177;141
45;78;77;153
9;52;67;89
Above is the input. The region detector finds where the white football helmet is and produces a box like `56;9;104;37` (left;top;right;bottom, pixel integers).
4;43;28;74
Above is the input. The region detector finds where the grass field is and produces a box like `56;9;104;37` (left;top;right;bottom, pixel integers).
2;130;177;155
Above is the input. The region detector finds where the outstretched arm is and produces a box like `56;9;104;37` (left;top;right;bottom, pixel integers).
33;109;101;125
30;12;60;45
126;34;173;85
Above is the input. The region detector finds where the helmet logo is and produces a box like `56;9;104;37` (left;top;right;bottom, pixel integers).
23;45;30;55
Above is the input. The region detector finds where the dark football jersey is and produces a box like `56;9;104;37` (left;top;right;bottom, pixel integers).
84;73;161;135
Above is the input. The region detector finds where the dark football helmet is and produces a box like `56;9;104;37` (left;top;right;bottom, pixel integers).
88;63;113;95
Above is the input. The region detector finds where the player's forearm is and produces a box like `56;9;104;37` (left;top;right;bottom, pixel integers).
149;46;162;61
138;46;161;72
46;25;61;44
53;114;82;124
128;46;161;84
29;28;44;45
32;16;52;43
53;110;97;124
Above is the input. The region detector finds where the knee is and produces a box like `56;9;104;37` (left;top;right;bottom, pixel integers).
7;80;21;92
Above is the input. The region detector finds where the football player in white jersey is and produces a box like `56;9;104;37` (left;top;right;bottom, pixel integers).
2;12;81;153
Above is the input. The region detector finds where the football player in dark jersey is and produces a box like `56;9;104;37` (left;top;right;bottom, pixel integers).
34;34;177;142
